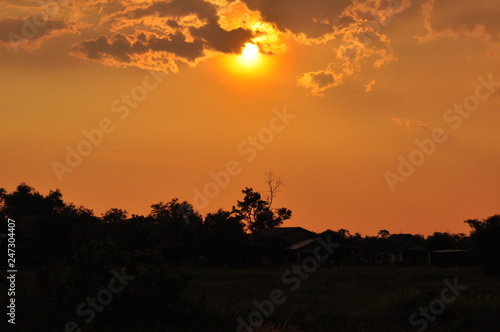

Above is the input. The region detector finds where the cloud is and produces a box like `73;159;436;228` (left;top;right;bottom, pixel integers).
392;118;434;132
242;0;351;42
364;80;376;92
0;0;412;85
0;17;69;51
72;31;207;72
297;70;342;96
72;0;410;77
72;0;256;71
297;0;411;95
416;0;500;44
0;0;40;9
5;0;496;93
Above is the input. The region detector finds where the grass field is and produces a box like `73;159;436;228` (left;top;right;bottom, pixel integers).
170;265;500;332
5;265;500;331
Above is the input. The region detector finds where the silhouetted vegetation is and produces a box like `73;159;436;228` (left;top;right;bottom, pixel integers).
0;183;498;331
465;215;500;275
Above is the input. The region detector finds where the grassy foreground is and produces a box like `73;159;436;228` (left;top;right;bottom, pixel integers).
3;265;499;331
172;265;500;332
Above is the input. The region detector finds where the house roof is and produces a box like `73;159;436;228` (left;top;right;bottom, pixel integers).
260;227;317;247
287;238;316;250
389;234;432;251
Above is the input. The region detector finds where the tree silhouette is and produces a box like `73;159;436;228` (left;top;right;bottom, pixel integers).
148;198;203;262
465;215;500;274
204;209;249;265
233;187;291;234
263;171;284;208
426;232;467;250
102;208;128;223
377;229;390;239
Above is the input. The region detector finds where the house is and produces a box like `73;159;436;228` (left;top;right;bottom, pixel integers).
259;227;341;264
389;234;432;265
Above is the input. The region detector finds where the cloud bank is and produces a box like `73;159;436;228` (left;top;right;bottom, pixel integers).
1;0;499;93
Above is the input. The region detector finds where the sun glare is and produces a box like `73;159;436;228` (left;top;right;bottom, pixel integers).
221;42;272;76
236;43;262;68
241;43;259;59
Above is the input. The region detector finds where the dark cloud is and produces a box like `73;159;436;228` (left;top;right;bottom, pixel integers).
0;17;67;49
74;32;205;63
190;24;252;53
242;0;351;39
122;0;216;22
310;71;336;87
0;0;38;8
297;70;341;96
117;0;253;54
73;0;254;71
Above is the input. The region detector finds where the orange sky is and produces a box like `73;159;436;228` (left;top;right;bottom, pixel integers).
1;0;499;236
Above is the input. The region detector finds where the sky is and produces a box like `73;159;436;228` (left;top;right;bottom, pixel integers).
1;0;499;236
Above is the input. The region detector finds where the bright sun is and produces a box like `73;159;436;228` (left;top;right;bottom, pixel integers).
225;42;266;75
241;43;259;59
236;43;262;69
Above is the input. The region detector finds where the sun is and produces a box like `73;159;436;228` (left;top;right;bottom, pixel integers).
237;43;262;68
241;43;259;59
222;42;268;75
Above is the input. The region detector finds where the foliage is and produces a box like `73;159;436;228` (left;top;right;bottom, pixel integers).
233;187;292;234
465;215;500;274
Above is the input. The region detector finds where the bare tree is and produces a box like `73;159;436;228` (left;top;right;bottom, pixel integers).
264;171;285;208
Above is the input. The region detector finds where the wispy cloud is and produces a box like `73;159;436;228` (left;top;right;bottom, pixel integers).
297;0;410;95
392;117;434;132
415;0;500;46
364;80;376;92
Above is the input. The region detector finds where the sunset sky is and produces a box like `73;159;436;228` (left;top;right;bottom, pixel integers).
1;0;499;235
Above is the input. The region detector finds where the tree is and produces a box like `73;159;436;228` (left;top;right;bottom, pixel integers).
204;209;249;265
377;229;390;239
0;183;98;265
233;187;291;235
102;208;128;223
263;171;284;208
465;215;500;274
148;198;203;262
149;198;202;227
426;232;467;250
